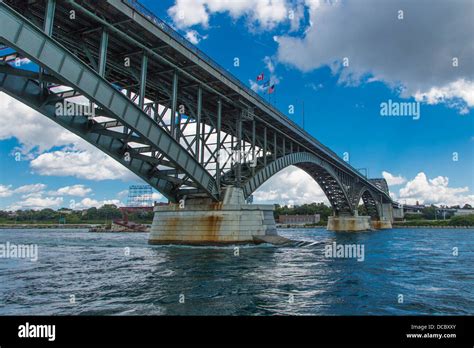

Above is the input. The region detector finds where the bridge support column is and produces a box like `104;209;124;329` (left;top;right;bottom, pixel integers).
371;219;392;229
327;214;371;232
371;203;393;229
149;187;277;245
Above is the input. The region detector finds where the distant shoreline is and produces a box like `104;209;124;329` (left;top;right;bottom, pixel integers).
0;224;101;229
1;223;472;230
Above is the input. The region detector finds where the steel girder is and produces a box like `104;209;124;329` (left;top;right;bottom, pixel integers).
0;3;219;202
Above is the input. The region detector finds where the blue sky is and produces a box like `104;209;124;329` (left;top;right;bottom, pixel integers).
0;0;473;210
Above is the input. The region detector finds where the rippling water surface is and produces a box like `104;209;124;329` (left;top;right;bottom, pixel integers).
0;228;473;315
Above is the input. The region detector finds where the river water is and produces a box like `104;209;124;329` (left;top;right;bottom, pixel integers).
0;228;472;315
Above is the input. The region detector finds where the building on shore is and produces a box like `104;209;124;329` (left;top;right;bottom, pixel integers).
278;214;320;225
454;209;474;216
402;204;425;215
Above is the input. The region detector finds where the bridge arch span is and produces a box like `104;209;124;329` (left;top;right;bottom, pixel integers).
355;187;381;220
243;152;354;215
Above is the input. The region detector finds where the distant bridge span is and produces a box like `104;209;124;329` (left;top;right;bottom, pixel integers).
0;0;395;242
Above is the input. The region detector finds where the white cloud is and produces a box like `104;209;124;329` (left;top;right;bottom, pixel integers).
397;172;474;206
69;190;163;210
0;93;78;154
74;198;122;209
7;196;63;211
0;184;47;204
264;55;275;74
253;166;328;205
168;0;210;28
0;92;140;181
288;1;305;32
52;185;92;197
117;190;129;199
185;29;208;44
382;171;406;186
414;79;474;114
30;148;137;181
0;185;13;198
389;191;398;202
0;183;128;210
263;55;281;85
249;79;266;93
14;183;47;194
168;0;290;31
276;0;474;113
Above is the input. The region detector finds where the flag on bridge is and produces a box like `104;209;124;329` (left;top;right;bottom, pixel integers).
256;73;264;81
263;80;270;88
268;84;275;94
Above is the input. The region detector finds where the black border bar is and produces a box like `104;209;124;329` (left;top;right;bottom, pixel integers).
0;316;472;346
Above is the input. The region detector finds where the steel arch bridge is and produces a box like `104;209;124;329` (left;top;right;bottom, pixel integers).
0;0;393;220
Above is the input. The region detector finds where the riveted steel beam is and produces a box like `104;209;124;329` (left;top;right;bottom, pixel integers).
195;85;202;162
43;0;56;37
139;52;147;109
263;126;267;166
98;28;108;77
170;69;178;138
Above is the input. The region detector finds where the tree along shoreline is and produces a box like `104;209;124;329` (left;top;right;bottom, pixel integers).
0;223;103;229
1;222;472;229
1;203;473;229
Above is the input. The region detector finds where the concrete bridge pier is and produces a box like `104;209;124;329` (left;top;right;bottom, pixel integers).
327;215;392;231
327;212;372;232
149;187;277;245
327;202;394;231
370;218;393;229
371;203;394;229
